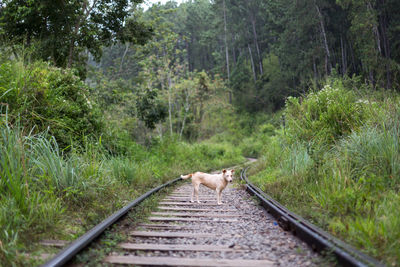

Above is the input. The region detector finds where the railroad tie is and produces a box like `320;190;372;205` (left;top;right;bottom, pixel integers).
105;256;274;266
39;240;68;248
159;201;225;206
163;199;220;203
148;216;238;222
129;230;235;238
151;211;240;217
136;223;190;230
157;206;236;212
118;243;249;252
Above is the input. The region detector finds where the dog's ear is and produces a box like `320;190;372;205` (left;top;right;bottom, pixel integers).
231;169;235;173
222;169;227;173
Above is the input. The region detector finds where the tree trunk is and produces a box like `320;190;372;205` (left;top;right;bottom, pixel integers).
68;3;85;68
167;72;173;136
179;89;190;140
378;3;391;89
68;0;98;68
348;40;357;73
313;55;318;81
315;2;332;75
248;44;256;82
340;35;347;75
223;0;230;80
232;35;237;65
250;12;263;75
68;1;87;68
119;42;130;73
222;0;232;103
185;40;189;71
369;70;375;88
366;2;382;55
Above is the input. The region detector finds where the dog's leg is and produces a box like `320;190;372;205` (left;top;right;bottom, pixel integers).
216;188;222;205
194;184;200;203
190;186;195;203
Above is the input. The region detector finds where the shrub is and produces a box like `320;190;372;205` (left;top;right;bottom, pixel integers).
249;78;400;265
285;80;369;146
0;60;103;148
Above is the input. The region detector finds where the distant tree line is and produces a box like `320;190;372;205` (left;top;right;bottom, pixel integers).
99;0;400;113
1;0;399;114
195;0;399;111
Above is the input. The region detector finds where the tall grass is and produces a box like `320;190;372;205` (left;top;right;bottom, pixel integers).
29;136;85;194
108;156;136;184
0;123;28;212
248;79;400;265
0;58;250;266
0;123;63;264
0;122;245;266
281;142;314;178
337;124;400;185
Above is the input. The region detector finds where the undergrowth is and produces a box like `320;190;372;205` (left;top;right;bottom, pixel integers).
0;120;244;266
248;77;400;266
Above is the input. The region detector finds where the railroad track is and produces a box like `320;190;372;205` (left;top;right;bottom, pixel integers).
41;167;384;267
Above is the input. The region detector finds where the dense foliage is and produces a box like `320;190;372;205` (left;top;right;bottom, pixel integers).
0;60;102;148
249;78;400;265
97;0;400;113
0;118;243;265
1;0;400;266
285;81;368;145
0;0;152;76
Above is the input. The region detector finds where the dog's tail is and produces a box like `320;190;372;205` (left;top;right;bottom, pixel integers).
180;173;193;179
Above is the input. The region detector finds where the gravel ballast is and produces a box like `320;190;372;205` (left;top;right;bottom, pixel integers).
108;181;326;266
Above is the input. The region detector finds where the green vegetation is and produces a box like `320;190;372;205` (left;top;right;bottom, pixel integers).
0;57;244;265
248;77;400;266
0;0;151;77
1;0;400;266
0;113;243;265
0;60;102;148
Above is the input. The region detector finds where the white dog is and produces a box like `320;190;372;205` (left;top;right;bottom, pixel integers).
180;169;234;205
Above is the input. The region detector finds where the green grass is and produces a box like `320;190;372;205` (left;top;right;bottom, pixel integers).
247;79;400;266
0;121;245;266
0;123;65;265
0;58;251;266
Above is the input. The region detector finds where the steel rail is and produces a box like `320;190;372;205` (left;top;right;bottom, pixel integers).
42;177;182;267
241;167;384;267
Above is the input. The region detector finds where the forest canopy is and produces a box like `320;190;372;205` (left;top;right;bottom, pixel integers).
0;0;152;77
97;0;400;113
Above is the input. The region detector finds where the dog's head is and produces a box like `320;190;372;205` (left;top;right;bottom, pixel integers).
222;169;234;183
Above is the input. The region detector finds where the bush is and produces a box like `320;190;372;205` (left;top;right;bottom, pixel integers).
249;77;400;265
0;60;102;148
285;80;369;146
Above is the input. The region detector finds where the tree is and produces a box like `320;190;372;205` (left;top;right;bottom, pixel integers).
337;0;400;88
92;0;400;119
0;0;151;76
